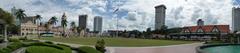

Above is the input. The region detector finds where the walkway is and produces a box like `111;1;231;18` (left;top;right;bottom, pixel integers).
12;47;26;53
0;42;8;48
106;43;203;53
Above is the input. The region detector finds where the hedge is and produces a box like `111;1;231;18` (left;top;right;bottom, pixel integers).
0;48;11;53
9;38;20;42
44;41;54;44
0;42;24;53
7;42;24;51
26;42;72;53
0;42;72;53
26;46;63;53
77;46;101;53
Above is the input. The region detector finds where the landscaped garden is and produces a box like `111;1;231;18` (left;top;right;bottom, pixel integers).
0;38;101;53
39;37;198;47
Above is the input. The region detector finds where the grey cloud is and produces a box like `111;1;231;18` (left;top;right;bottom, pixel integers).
204;10;218;24
126;12;137;21
191;8;202;22
173;6;184;20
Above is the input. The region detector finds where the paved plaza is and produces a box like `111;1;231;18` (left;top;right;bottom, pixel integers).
106;43;203;53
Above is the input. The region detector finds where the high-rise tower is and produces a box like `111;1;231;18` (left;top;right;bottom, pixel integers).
155;5;166;30
233;7;240;32
94;16;103;33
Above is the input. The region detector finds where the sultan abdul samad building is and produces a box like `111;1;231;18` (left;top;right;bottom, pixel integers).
169;19;230;41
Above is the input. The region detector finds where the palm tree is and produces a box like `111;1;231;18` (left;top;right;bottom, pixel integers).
15;9;26;36
0;8;14;42
61;19;68;37
35;14;42;38
61;13;68;37
70;21;76;35
70;21;76;29
36;15;42;23
49;16;58;25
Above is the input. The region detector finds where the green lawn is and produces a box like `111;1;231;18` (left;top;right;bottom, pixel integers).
38;37;197;47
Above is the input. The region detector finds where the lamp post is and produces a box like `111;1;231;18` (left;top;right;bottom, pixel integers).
113;8;119;38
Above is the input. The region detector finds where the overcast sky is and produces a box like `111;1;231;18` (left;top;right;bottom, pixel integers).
0;0;240;31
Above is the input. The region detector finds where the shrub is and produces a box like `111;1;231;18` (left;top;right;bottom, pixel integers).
0;42;24;53
95;39;106;53
27;42;72;53
0;38;4;43
7;42;24;51
0;48;11;53
57;43;70;47
26;46;63;53
19;37;27;40
22;39;40;42
44;41;54;44
77;46;101;53
9;38;20;42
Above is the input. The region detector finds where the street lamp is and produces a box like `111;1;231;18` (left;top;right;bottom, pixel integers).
113;8;119;37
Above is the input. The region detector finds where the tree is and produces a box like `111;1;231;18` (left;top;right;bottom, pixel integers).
95;39;106;53
15;9;26;21
49;16;58;25
144;28;152;38
70;21;76;29
36;15;42;23
35;14;42;38
0;8;14;42
61;13;68;37
153;25;168;34
129;30;141;38
15;9;26;36
70;21;77;34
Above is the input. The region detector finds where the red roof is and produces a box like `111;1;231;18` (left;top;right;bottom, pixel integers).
183;25;230;33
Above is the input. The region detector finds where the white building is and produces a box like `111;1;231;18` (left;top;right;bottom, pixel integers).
21;21;38;35
93;16;103;33
233;7;240;32
155;5;166;30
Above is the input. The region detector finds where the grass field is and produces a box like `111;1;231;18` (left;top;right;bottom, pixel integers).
38;37;197;47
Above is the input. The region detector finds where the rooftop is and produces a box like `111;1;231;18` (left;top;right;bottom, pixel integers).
155;4;167;9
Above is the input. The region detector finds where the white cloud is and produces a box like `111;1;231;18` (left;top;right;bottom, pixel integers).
119;0;233;30
0;0;234;31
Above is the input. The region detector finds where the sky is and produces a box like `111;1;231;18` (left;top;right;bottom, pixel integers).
0;0;240;31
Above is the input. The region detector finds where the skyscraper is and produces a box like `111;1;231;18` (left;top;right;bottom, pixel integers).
94;16;103;33
233;7;240;32
155;5;166;30
78;15;87;30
